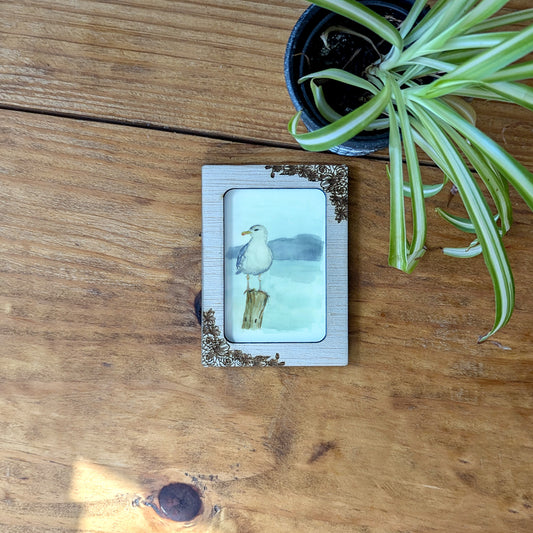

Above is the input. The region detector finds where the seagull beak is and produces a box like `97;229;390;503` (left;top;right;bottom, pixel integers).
241;230;251;235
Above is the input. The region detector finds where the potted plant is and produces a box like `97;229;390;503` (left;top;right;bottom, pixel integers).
286;0;533;341
285;0;423;155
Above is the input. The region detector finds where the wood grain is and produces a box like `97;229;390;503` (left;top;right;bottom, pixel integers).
0;0;532;166
0;110;532;532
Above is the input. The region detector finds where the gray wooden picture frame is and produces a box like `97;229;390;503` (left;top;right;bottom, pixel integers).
202;164;348;367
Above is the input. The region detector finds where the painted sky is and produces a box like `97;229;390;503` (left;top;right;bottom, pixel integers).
224;188;326;247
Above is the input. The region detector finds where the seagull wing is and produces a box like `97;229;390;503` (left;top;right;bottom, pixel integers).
236;242;249;274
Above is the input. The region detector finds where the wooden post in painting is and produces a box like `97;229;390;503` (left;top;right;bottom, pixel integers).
242;289;269;329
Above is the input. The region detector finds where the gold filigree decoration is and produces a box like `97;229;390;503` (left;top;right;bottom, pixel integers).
266;164;348;222
202;309;285;367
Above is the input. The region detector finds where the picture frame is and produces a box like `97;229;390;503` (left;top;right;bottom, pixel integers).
202;164;348;367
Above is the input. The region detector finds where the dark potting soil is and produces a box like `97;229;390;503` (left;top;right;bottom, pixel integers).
302;8;404;116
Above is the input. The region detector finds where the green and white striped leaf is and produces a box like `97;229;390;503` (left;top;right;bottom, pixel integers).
299;68;379;95
288;83;391;151
426;24;533;89
309;81;342;122
441;31;517;52
479;81;533;111
436;209;478;234
386;95;408;271
404;0;478;48
443;242;483;258
403;181;446;199
398;0;429;38
389;77;426;267
441;95;477;125
401;0;509;62
467;8;533;33
436;208;501;234
484;61;533;83
309;0;402;49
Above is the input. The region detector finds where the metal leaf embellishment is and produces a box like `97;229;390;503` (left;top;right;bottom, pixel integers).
202;309;285;367
266;164;348;222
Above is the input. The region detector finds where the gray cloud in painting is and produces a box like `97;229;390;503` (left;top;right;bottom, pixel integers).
228;234;323;261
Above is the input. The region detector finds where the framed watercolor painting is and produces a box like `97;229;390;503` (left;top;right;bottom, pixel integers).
202;164;348;367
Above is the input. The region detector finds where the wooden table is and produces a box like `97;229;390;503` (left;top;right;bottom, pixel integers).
0;1;531;531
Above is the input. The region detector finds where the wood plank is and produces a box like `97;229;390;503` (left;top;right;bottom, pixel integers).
0;109;532;532
0;0;300;145
0;0;532;166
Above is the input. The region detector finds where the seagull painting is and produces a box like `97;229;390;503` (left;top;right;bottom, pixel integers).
236;224;273;292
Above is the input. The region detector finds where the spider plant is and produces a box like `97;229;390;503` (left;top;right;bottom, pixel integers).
288;0;533;341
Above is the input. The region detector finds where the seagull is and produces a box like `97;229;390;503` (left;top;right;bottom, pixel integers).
236;225;273;291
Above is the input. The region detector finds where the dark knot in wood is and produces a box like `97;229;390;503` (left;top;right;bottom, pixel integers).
157;482;202;522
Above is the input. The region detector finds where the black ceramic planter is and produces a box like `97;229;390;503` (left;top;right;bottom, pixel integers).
284;0;417;156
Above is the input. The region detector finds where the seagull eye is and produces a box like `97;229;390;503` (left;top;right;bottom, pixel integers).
254;228;259;231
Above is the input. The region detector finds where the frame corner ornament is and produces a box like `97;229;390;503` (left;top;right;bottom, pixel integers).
202;309;285;367
265;164;348;222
